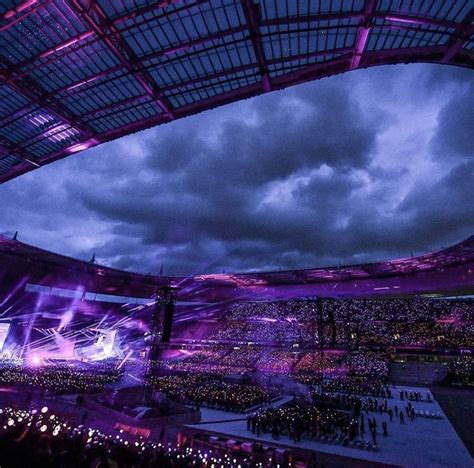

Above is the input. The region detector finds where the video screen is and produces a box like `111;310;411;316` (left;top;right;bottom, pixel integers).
0;282;155;365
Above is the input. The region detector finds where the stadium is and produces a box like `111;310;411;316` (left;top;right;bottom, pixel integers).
0;0;473;467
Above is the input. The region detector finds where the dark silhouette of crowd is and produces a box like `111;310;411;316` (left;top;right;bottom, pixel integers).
0;405;252;467
151;374;274;412
247;402;361;447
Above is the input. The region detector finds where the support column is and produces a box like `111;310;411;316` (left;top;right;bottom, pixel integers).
316;298;325;390
144;286;175;406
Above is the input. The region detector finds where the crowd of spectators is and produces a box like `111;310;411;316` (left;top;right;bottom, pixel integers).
201;298;473;349
210;321;315;346
322;299;474;348
0;405;252;467
162;346;390;390
321;378;391;398
163;359;248;377
151;374;274;412
311;391;392;415
209;300;318;345
346;351;389;378
447;355;473;385
294;352;343;374
255;350;301;374
220;347;263;368
322;298;473;323
1;297;469;465
248;386;425;449
224;301;318;321
164;347;349;378
0;363;122;395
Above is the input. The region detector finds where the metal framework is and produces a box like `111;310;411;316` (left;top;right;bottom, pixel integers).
0;0;473;183
2;232;473;298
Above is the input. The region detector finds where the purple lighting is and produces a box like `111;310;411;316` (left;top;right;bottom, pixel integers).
385;15;427;26
3;0;37;20
351;27;370;69
39;31;95;59
0;0;472;183
29;355;42;367
66;73;106;91
67;139;99;154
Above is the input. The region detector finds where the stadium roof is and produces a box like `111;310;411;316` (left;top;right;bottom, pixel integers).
190;235;474;286
0;0;473;183
1;234;473;299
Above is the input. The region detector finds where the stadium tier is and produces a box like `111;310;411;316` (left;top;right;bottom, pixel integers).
0;234;473;467
1;233;473;301
1;233;473;368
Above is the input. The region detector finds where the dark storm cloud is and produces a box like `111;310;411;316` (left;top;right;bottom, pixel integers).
0;64;472;275
337;158;474;257
431;80;474;161
76;78;382;250
397;160;474;242
145;78;382;185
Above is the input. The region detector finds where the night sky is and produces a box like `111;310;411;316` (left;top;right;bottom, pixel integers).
0;63;472;276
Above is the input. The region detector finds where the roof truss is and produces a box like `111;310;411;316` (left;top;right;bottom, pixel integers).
0;0;472;183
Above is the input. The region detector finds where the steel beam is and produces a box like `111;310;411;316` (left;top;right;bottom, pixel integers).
51;24;248;96
380;12;474;34
0;55;95;141
360;44;447;66
13;1;208;74
3;0;472;80
113;0;207;26
67;0;175;119
442;37;468;63
241;0;271;92
0;0;47;32
78;47;353;122
0;105;37;131
350;0;378;70
11;10;358;78
0;137;40;167
0;27;473;185
441;9;474;63
2;18;355;125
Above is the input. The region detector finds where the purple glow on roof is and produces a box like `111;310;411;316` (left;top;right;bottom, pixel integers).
3;0;37;20
0;0;472;183
39;31;95;59
67;139;99;154
385;15;429;26
66;73;106;92
0;234;473;302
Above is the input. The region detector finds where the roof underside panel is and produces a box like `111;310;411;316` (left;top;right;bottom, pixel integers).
0;0;472;183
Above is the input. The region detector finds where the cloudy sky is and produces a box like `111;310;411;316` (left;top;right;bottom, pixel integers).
0;63;472;276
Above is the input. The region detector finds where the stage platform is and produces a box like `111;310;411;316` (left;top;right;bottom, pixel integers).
186;385;473;467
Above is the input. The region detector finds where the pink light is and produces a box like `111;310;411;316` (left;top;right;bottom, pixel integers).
3;0;37;20
30;355;42;366
66;74;104;91
117;350;134;369
40;31;95;59
67;139;97;154
385;15;425;26
351;27;370;69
